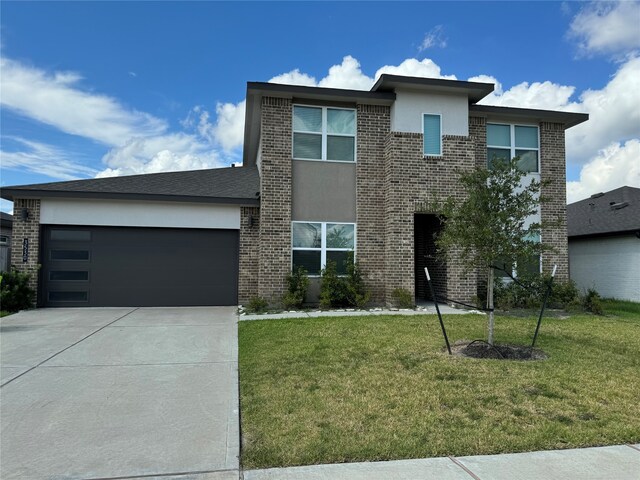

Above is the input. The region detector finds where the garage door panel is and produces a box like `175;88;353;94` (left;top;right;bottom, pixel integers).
42;226;238;307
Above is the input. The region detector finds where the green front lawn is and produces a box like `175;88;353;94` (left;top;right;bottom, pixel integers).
238;301;640;469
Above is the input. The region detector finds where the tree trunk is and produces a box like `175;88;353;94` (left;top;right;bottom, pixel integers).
487;267;495;346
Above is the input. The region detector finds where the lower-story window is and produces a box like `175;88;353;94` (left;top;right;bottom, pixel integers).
292;222;355;275
495;233;541;279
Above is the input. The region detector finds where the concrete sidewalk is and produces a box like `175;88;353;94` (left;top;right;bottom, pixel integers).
243;445;640;480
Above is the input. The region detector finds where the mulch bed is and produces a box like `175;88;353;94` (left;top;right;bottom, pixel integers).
451;340;547;361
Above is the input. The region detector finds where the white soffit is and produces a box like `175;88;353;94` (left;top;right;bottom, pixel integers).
40;198;241;230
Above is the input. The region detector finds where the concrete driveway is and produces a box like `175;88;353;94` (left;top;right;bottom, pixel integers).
0;307;239;480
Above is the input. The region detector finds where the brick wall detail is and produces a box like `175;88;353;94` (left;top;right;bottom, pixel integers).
239;206;260;304
356;104;390;303
539;122;569;281
10;198;41;304
258;97;292;303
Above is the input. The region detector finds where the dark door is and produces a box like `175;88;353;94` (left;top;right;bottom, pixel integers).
41;225;238;307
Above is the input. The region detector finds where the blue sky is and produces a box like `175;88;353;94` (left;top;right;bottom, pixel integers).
1;1;639;212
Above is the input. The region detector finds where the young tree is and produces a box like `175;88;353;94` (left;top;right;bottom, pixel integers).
433;157;555;345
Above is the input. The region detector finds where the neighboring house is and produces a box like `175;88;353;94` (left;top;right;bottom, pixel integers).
567;186;640;302
0;212;13;272
1;74;587;308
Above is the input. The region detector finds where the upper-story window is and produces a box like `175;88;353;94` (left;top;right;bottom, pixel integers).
293;105;356;162
487;123;539;173
423;113;442;156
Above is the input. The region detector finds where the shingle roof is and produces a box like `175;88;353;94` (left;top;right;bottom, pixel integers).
567;186;640;238
1;166;260;205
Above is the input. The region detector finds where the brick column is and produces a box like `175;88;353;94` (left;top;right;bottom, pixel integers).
356;104;390;304
540;122;569;281
469;116;487;169
238;206;260;305
469;116;488;294
258;97;292;304
10;198;41;305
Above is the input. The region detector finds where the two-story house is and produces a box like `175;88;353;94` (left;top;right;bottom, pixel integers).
1;75;588;308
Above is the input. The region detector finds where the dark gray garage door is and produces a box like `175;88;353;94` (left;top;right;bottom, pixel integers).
41;225;238;307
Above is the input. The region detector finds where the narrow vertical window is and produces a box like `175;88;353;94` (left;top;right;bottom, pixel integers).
423;114;442;156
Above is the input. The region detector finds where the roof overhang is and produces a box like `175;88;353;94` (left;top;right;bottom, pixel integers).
371;74;494;103
0;189;260;206
242;82;396;167
569;229;640;240
470;104;589;129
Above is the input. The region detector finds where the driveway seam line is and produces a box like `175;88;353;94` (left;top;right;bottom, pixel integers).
39;360;236;367
627;444;640;453
0;308;139;388
448;456;482;480
81;467;238;480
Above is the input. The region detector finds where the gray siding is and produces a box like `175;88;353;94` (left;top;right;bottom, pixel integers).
569;234;640;302
292;160;356;222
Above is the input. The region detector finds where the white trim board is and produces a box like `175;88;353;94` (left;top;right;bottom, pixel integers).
40;198;241;230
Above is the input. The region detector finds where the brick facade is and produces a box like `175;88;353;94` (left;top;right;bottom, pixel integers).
251;99;570;307
355;104;390;303
10;198;41;305
257;97;292;303
383;132;478;303
238;206;260;304
540;122;569;281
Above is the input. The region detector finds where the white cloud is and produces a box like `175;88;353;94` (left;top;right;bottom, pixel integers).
1;137;98;180
269;69;317;87
375;58;457;81
182;100;246;153
567;139;640;203
475;79;578;110
418;25;447;51
568;1;640;57
269;55;457;92
212;100;246;151
473;55;640;167
96;133;225;177
0;199;13;215
0;58;167;146
317;56;372;90
567;56;640;162
468;75;503;94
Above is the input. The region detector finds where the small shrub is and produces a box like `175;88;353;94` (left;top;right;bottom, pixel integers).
344;253;370;309
246;296;269;314
494;273;582;311
584;289;604;315
319;260;347;309
319;254;370;309
391;288;414;308
0;269;36;312
550;279;581;309
282;266;309;310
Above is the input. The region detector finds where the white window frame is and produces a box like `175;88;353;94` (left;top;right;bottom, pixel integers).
422;112;443;157
292;104;357;163
495;233;543;281
486;122;540;173
291;221;356;276
0;235;8;245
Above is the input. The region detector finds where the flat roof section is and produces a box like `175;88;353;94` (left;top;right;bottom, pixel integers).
371;74;495;103
470;104;589;129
